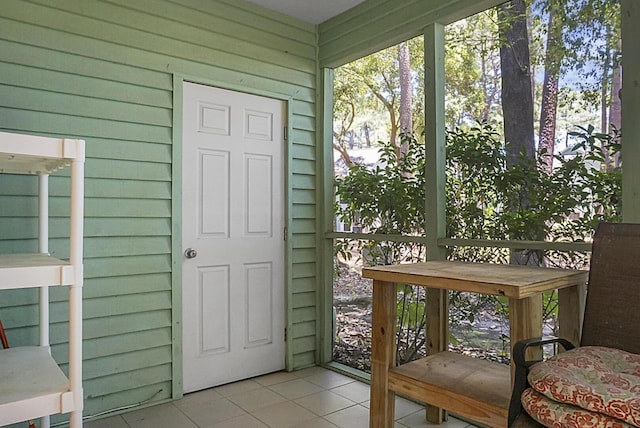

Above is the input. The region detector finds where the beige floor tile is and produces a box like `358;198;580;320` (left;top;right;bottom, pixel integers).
84;415;129;428
292;366;332;378
268;378;325;400
360;397;410;428
208;413;269;428
290;417;339;427
361;396;425;419
122;402;198;428
323;404;370;428
90;367;482;428
294;390;357;416
178;397;246;426
398;411;474;427
253;370;300;386
394;397;426;419
227;386;288;412
330;381;371;403
304;370;355;389
252;400;317;428
214;379;263;397
174;388;223;410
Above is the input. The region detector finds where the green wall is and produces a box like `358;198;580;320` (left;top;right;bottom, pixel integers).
2;0;637;423
0;0;319;420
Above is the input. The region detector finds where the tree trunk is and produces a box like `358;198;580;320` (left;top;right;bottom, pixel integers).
398;41;412;157
609;62;622;169
333;98;356;168
538;6;564;173
498;0;542;263
609;64;622;132
362;122;371;147
333;134;354;169
498;0;536;168
480;53;500;123
601;44;610;135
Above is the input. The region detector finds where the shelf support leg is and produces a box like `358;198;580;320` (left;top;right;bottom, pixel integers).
39;172;51;428
69;157;85;427
509;295;543;384
425;288;448;423
558;284;586;349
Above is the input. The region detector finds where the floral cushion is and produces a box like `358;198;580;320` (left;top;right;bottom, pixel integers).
522;387;636;427
526;346;640;427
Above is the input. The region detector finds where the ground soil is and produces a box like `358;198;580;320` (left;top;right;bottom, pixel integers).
332;265;511;373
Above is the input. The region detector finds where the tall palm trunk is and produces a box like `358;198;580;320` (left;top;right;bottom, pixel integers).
539;6;564;173
498;0;543;264
498;0;535;168
398;41;413;158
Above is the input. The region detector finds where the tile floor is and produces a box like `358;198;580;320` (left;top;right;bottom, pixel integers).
84;366;479;428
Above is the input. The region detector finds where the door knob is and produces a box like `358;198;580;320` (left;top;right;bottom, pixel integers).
184;248;198;259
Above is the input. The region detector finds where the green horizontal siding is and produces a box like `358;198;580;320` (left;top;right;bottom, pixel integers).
292;291;316;307
84;274;173;298
0;84;172;127
293;351;316;369
0;61;172;108
0;197;171;218
0;176;172;197
292;307;317;323
292;234;318;249
2;292;171;332
62;382;172;426
293;320;316;338
0;39;172;90
81;329;173;360
84;346;173;380
292;144;316;161
292;262;317;278
83;311;173;339
0;0;320;421
292;249;318;264
86;364;173;398
292;277;318;293
293;204;316;219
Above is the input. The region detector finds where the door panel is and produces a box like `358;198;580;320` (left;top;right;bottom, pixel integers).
200;265;230;354
200;150;229;237
245;262;273;347
182;82;286;393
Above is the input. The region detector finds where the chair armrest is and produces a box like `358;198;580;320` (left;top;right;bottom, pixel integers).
508;337;576;426
512;336;576;367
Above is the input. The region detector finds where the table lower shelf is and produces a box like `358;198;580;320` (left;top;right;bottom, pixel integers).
0;346;75;425
388;351;511;428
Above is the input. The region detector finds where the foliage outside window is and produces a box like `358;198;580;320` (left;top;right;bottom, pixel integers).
332;0;622;371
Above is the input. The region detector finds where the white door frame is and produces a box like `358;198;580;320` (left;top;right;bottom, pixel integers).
171;74;294;399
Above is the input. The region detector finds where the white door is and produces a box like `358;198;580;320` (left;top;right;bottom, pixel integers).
181;82;286;393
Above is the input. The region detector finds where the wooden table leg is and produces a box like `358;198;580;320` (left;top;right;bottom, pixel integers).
370;280;397;428
558;283;586;349
509;295;542;383
425;287;448;423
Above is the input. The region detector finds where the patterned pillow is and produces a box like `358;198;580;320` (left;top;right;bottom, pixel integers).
527;346;640;427
522;387;636;427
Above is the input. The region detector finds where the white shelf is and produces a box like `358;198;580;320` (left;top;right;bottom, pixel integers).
0;346;78;426
0;254;76;289
0;131;84;427
0;132;85;174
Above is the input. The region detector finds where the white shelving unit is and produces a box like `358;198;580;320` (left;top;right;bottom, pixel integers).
0;131;84;427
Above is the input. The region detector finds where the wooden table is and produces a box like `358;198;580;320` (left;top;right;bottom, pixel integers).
362;260;588;428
